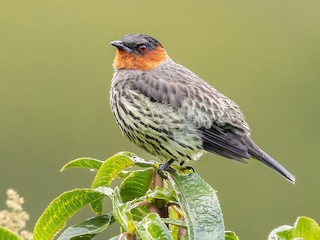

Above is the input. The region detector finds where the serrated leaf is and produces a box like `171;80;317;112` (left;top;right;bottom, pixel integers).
0;227;21;240
57;214;114;240
60;158;103;172
168;171;225;240
225;231;239;240
33;188;109;240
120;168;154;202
134;213;172;240
269;216;320;240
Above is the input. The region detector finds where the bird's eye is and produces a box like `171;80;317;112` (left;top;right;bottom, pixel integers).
137;44;148;53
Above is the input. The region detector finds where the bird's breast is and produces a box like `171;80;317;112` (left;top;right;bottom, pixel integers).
110;71;204;162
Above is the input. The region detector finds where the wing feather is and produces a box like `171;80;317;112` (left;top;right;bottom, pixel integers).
133;59;252;162
200;126;251;161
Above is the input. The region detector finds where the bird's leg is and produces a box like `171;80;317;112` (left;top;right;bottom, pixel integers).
157;159;176;179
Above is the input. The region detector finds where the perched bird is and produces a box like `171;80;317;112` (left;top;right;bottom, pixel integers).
109;33;295;183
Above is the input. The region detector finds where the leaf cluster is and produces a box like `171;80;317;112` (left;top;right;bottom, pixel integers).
33;152;230;239
2;152;317;239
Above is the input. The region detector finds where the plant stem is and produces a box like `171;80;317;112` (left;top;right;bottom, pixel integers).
150;171;168;218
153;171;164;188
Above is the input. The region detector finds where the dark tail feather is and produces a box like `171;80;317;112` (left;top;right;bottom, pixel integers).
246;138;295;184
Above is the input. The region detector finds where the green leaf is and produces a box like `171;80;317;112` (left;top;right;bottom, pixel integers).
269;216;320;240
167;205;189;240
147;187;177;203
91;152;136;189
117;170;134;179
0;227;21;240
225;231;239;240
162;218;187;228
120;168;154;202
33;188;111;240
268;226;292;240
131;205;150;222
90;199;104;215
112;187;133;231
60;158;103;172
168;170;225;240
134;213;172;240
168;206;180;240
90;152;137;213
57;214;114;240
130;155;156;168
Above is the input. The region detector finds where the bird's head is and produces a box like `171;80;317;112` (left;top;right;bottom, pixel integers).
111;34;168;71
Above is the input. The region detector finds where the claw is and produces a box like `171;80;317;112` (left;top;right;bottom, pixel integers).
184;165;195;172
179;160;185;166
179;161;194;172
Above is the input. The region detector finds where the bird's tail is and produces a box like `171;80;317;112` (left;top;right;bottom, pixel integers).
246;138;296;184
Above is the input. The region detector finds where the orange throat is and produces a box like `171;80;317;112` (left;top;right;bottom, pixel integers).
112;46;168;71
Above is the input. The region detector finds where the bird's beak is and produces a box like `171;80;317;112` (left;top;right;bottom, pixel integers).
110;40;132;52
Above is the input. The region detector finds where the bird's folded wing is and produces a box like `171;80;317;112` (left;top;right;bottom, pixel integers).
199;125;251;162
133;66;252;163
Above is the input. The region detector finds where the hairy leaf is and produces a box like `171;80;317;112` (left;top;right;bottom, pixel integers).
168;170;225;240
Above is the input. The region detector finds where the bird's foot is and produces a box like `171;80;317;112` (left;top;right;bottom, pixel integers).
178;160;195;172
183;165;195;172
157;159;176;179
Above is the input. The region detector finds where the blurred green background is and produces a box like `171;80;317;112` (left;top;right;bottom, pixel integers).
1;0;319;239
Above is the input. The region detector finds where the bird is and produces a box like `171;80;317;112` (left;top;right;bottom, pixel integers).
109;33;295;184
